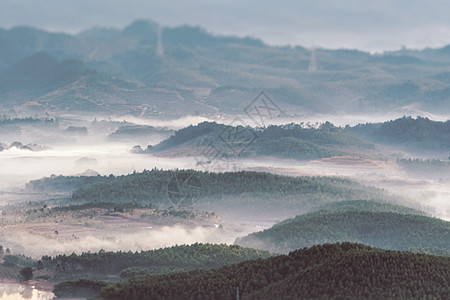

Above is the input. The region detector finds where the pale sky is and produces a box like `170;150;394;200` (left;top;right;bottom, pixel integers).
1;0;450;52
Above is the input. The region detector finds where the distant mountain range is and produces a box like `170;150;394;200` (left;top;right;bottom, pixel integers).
1;20;450;117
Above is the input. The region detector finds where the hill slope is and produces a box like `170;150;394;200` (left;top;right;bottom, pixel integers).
97;243;450;300
346;116;450;154
67;170;396;214
47;243;271;277
235;202;449;254
147;121;377;160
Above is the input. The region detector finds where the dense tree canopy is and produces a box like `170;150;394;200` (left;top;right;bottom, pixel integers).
98;243;450;300
67;169;394;210
236;203;450;254
45;243;271;276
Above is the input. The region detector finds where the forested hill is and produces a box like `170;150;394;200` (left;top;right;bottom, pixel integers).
47;243;271;277
97;243;450;300
317;199;427;216
68;169;395;210
346;116;450;152
235;202;449;254
145;121;376;160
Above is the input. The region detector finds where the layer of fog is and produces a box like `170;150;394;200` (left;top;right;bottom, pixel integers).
106;109;450;130
0;143;194;191
0;114;448;263
1;133;449;220
0;225;261;259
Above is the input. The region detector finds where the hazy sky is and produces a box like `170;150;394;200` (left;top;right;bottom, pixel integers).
1;0;450;52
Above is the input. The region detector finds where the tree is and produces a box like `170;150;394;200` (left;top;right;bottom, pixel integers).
37;260;44;270
20;267;33;281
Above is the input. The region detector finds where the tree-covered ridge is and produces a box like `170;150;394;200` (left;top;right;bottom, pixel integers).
97;243;450;300
346;116;450;151
44;243;271;276
235;207;450;254
0;116;57;125
317;200;427;216
26;174;107;193
146;121;376;160
397;158;450;180
107;125;173;141
69;169;393;208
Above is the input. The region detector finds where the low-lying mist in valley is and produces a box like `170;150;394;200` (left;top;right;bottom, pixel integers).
0;225;241;259
0;115;449;262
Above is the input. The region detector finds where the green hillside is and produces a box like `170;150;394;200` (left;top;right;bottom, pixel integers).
46;243;271;277
68;169;394;212
235;202;449;254
148;121;377;160
97;243;450;300
346;116;450;153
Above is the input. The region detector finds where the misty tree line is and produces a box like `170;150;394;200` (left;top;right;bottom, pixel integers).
397;158;450;172
236;210;450;254
0;116;57;125
68;169;392;208
42;243;270;276
347;116;450;150
151;121;375;160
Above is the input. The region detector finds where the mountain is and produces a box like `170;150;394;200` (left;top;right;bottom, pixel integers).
145;121;378;160
107;125;174;143
97;243;450;300
235;200;449;254
0;52;145;113
27;169;398;220
2;21;450;116
346;116;450;155
68;169;395;210
48;243;271;278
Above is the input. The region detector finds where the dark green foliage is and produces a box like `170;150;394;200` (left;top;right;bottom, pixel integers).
119;267;158;279
37;260;43;270
152;122;226;151
0;116;55;126
236;205;449;253
151;121;375;160
3;254;35;268
3;255;19;267
347;116;450;151
19;267;33;281
50;201;153;212
108;125;173;140
317;200;427;215
98;243;450;300
53;279;108;298
255;136;342;160
69;169;393;209
65;126;88;135
26;174;107;193
48;243;271;275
